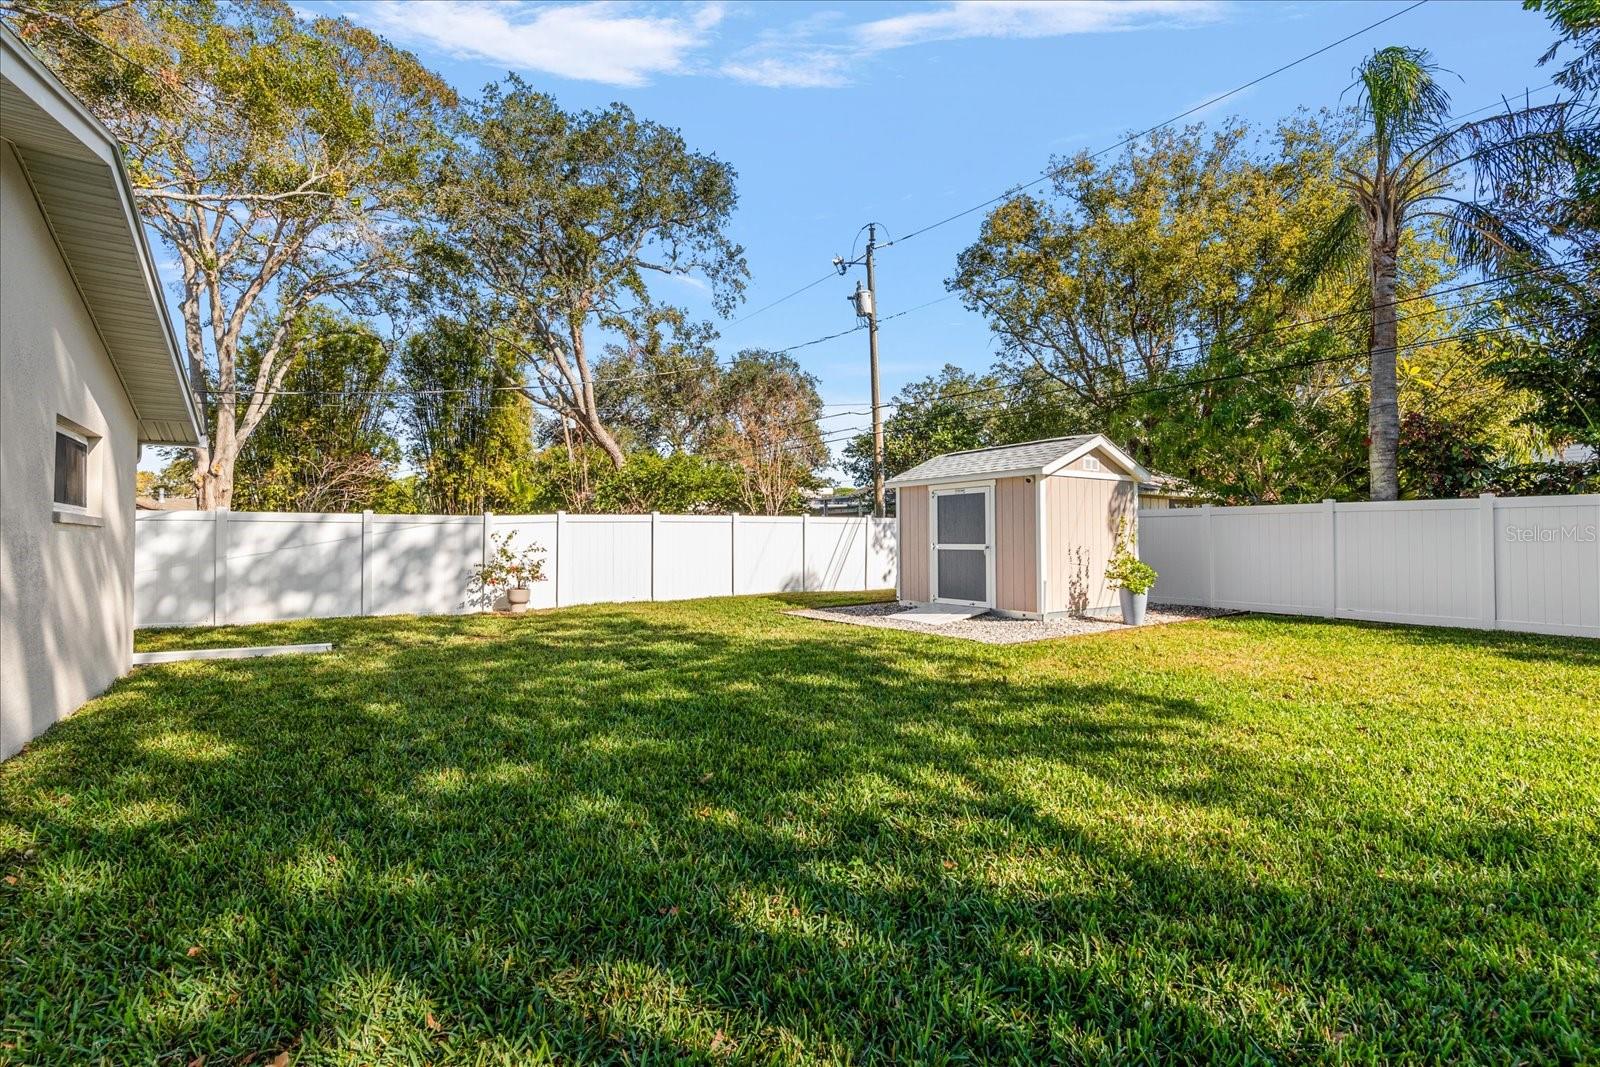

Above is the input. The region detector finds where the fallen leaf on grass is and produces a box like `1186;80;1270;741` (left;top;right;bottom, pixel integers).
270;1052;290;1067
186;946;203;958
3;876;16;886
426;1013;442;1032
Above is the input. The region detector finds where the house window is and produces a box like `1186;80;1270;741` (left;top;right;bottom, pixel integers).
54;428;89;509
1083;455;1102;472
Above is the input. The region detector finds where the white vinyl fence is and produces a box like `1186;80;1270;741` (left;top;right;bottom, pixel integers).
1138;494;1600;638
136;510;898;628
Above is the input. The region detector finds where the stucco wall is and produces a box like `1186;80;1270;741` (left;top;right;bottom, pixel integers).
1044;474;1138;616
1;145;139;760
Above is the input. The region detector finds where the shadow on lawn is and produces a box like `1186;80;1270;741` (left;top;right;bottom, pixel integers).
2;605;1593;1063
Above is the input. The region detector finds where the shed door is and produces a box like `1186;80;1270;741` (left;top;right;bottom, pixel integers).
931;486;993;607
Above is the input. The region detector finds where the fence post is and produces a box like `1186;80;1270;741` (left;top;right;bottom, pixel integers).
729;513;739;596
1479;493;1498;629
801;512;810;593
863;516;870;591
650;511;659;601
1323;499;1337;619
555;510;566;607
212;506;229;626
1202;504;1215;609
361;510;373;616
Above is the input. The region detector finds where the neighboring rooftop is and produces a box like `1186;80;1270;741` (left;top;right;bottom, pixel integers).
887;435;1149;486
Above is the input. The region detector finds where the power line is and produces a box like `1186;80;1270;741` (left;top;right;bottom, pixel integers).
726;269;838;326
765;312;1566;465
886;256;1585;413
863;315;1569;446
876;0;1432;254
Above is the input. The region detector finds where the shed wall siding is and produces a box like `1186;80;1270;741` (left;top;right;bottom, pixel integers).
899;485;929;602
1045;475;1137;615
993;476;1037;613
1;145;139;760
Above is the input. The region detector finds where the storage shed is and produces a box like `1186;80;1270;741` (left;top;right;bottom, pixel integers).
886;435;1150;618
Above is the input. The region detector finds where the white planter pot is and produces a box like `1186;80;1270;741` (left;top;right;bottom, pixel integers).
1119;588;1148;626
507;587;531;613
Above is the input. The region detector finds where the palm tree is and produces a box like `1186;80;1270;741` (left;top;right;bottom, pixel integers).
1296;46;1578;500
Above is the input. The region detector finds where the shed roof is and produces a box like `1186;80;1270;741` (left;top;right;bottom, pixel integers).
2;25;202;446
886;434;1150;487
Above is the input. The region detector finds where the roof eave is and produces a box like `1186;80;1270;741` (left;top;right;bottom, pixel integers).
886;465;1045;489
1;26;203;449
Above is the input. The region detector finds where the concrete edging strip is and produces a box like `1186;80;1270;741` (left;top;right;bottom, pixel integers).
131;643;332;665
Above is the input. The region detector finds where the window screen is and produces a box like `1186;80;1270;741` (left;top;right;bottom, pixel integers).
936;492;985;545
54;432;88;508
937;549;987;602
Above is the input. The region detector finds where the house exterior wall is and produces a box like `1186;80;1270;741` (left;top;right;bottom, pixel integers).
993;476;1037;614
898;484;930;602
1;145;139;760
1044;474;1138;616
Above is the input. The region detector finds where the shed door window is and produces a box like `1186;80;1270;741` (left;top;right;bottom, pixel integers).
936;492;986;545
54;431;89;509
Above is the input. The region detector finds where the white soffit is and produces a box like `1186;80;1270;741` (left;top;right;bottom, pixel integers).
1;26;201;446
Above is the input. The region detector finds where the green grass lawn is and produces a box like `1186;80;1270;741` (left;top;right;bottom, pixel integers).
2;593;1597;1065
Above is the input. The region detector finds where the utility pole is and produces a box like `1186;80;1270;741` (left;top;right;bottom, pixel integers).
864;224;884;517
835;223;885;516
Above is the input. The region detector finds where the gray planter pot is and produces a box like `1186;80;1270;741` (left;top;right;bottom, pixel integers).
507;587;531;614
1119;588;1148;626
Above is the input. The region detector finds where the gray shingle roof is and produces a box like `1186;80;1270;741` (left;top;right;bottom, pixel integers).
887;435;1098;486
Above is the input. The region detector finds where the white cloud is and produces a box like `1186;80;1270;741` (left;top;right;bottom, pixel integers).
725;0;1226;90
722;52;852;90
856;1;1225;51
347;1;726;87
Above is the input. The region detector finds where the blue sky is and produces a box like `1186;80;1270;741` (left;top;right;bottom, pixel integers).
305;0;1559;472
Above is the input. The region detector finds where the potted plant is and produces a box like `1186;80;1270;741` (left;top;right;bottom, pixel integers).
470;531;547;612
1105;518;1157;625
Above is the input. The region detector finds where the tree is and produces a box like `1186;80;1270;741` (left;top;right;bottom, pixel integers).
842;365;1045;486
419;78;746;468
592;317;726;455
230;307;401;512
951;117;1370;464
1293;45;1578;499
397;318;538;514
518;448;743;514
1474;3;1600;457
5;0;456;508
711;351;827;514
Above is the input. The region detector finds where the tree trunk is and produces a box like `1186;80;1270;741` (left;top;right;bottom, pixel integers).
581;411;627;468
197;400;238;509
1368;239;1401;501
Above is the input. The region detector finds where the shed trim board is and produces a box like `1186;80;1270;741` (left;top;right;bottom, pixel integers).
1035;475;1049;617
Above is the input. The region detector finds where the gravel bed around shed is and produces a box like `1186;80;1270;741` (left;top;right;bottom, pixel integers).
787;601;1235;645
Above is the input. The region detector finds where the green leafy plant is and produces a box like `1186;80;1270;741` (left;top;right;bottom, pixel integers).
1105;518;1158;595
471;531;547;595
